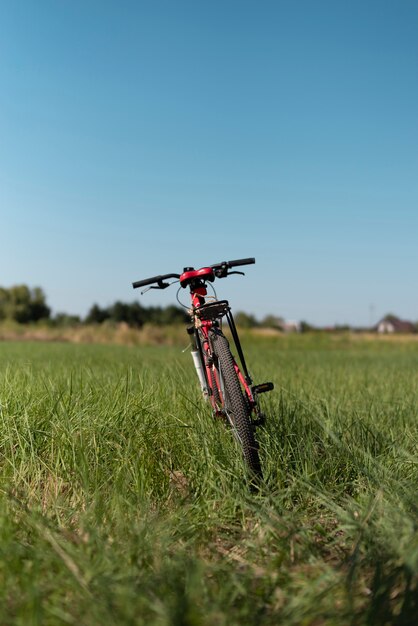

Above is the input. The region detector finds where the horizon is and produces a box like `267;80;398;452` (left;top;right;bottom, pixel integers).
1;281;416;330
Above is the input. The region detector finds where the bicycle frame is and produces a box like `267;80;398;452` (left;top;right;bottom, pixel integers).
183;269;257;419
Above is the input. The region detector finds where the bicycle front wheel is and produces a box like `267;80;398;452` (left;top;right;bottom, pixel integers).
210;330;262;477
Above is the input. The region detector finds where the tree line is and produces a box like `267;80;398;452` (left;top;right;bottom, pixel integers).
0;285;189;327
2;285;416;332
0;284;287;329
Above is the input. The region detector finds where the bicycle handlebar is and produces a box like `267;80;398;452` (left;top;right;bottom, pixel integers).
211;257;255;270
132;258;255;289
132;273;180;289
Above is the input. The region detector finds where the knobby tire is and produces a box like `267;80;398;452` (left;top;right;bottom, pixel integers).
210;330;262;478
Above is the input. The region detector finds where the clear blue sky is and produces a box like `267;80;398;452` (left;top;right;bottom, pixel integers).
1;0;417;326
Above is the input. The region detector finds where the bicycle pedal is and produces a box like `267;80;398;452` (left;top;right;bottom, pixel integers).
253;382;274;394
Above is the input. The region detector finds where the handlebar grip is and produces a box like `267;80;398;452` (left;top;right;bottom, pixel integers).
228;257;255;268
133;275;164;289
132;272;181;289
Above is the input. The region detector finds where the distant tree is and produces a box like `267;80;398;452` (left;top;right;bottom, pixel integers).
85;304;111;324
139;304;187;326
382;313;400;323
84;301;188;327
0;288;8;321
126;302;146;328
28;287;51;322
260;314;284;330
300;320;314;333
107;301;151;328
109;301;131;324
155;305;188;325
234;311;258;328
0;285;50;323
53;313;81;327
143;306;159;325
334;324;351;332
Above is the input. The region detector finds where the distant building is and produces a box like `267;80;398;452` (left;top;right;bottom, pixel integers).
281;320;301;333
376;317;415;334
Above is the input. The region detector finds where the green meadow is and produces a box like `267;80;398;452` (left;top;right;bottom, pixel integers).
0;335;417;625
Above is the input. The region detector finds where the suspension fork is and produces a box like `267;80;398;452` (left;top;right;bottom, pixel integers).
191;327;210;394
190;326;223;412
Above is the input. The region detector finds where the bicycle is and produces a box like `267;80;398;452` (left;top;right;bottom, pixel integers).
132;257;274;478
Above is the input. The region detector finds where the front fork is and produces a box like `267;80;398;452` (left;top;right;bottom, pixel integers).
188;323;210;397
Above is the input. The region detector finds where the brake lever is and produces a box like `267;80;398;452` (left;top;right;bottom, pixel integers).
141;281;170;295
227;271;245;276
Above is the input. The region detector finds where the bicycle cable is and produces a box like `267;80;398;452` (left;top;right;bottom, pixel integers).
207;281;218;301
176;281;219;310
176;287;189;310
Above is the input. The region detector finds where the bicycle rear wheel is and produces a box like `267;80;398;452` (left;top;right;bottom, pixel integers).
210;330;262;477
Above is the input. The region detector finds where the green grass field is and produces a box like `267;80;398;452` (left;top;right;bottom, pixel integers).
0;335;417;625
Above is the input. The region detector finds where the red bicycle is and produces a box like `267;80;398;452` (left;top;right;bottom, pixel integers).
132;257;273;478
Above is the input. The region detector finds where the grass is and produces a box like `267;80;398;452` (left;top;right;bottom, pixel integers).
0;336;417;625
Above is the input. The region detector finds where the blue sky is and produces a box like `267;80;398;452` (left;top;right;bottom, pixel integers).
1;0;417;326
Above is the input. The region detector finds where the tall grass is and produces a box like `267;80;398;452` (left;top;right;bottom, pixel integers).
0;337;416;624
